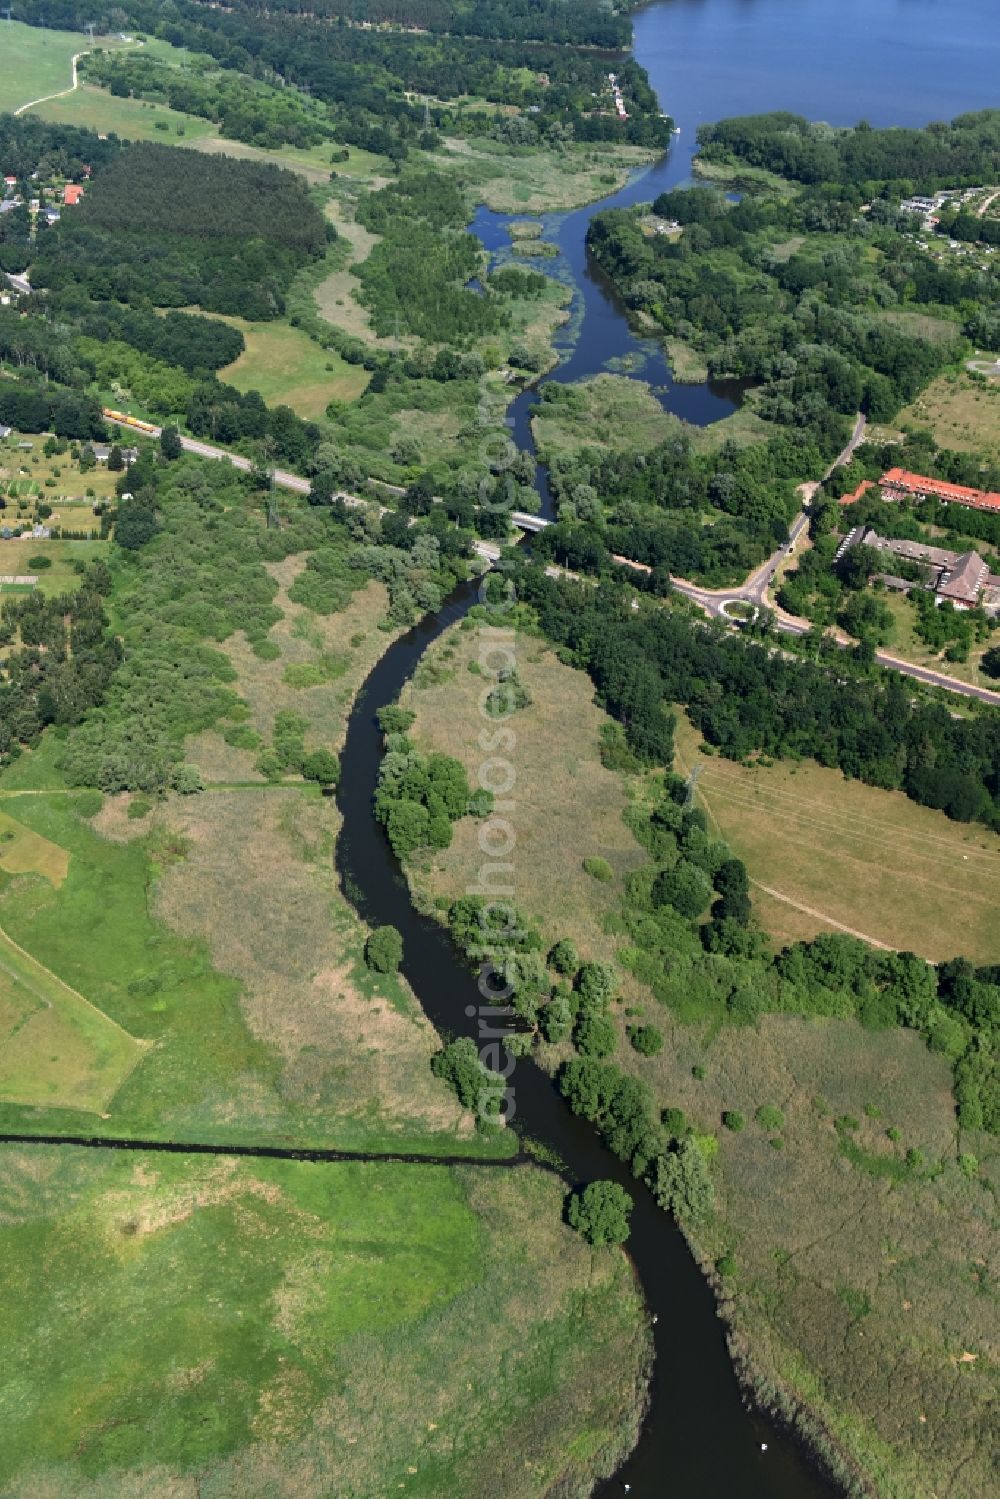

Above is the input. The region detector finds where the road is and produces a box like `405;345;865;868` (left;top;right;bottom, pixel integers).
107;417;501;564
106;411;1000;705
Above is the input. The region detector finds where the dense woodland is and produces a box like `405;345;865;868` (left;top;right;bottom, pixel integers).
538;422;819;585
30;142;330;319
587;185;979;419
697;109;1000;189
13;1;671;157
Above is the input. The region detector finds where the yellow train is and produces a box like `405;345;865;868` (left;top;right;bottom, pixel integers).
102;408;160;435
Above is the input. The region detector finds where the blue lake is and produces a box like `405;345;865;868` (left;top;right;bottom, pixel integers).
472;0;1000;517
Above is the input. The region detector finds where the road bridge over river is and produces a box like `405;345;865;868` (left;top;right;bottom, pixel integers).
103;412;1000;706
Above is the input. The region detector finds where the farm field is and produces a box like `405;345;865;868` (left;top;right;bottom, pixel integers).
401;623;650;969
216;316;370;419
673;712;1000;963
0;21;131;114
0;1146;649;1497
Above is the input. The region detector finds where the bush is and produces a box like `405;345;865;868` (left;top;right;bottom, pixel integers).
722;1109;745;1132
431;1036;505;1121
127;795;152;820
540;993;573;1044
252;638;281;661
548;938;578;976
583;855;614;882
755;1105;785;1131
365;924;403;974
628;1024;663;1056
171;764;204;794
301;748;340;785
716;1252;737;1278
566;1180;633;1246
378;704;415;733
26;554;51;569
75;789;103;818
574;1008;617;1058
652;1138;715;1223
661;1106;687;1139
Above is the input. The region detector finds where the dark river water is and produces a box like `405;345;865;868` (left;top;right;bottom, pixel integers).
337;3;999;1494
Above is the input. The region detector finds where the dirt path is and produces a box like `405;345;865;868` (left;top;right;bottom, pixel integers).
750;882;892;949
14;49;89;118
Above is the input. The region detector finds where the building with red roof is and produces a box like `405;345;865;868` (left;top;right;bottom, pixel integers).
880;467;1000;514
63;183;84;207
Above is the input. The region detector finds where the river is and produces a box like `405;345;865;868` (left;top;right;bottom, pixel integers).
337;3;998;1494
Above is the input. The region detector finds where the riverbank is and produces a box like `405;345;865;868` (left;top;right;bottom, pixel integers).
389;615;994;1499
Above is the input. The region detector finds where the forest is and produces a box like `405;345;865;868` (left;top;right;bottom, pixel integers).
536;420;819;585
30;142;330;320
354;173;503;342
587;185;977;425
12;0;671;156
696;109;1000;189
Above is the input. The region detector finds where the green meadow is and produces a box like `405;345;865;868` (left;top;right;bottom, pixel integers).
0;790;505;1155
0;1148;649;1496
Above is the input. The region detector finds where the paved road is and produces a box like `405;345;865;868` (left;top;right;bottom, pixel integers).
108;415;502;563
108;412;1000;706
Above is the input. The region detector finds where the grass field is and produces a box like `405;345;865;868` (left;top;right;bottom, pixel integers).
0;924;147;1113
893;367;1000;457
428;135;658;213
0;538;108;600
216;316;370;418
0;789;500;1153
636;1010;996;1499
0;21;131;114
30;81;218;144
402;623;650;971
878;592;1000;691
0;807;68;885
0;1147;649;1496
673;712;1000;963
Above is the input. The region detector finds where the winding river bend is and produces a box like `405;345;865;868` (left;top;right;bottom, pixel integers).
337;2;999;1492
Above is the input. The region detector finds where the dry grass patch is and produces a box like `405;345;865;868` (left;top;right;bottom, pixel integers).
220;568;395;758
155;788;471;1140
402;624;648;969
641;1013;996;1499
0;809;69;885
674;712;1000;964
894;368;1000;457
186;133;336;184
314;198;400;347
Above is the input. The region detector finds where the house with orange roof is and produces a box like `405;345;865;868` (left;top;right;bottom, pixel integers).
879;467;1000;514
